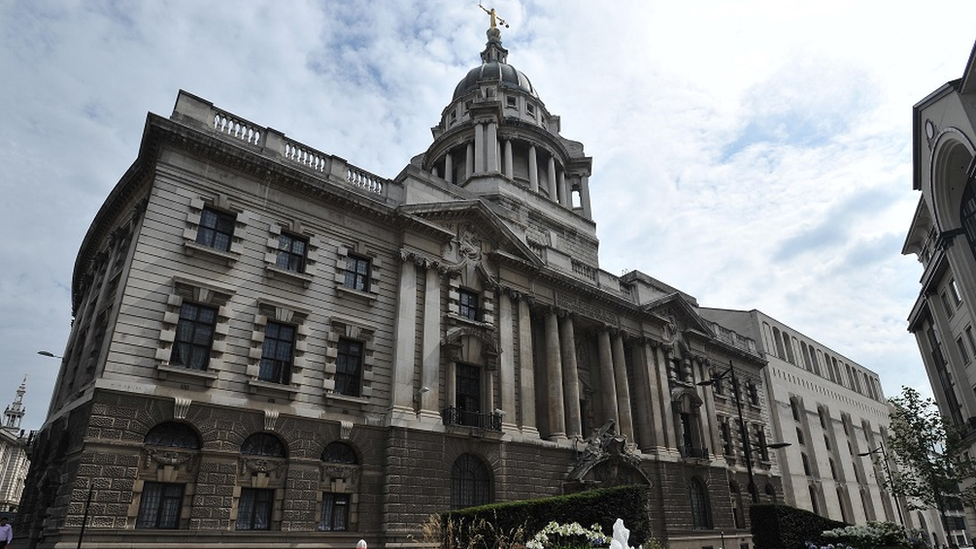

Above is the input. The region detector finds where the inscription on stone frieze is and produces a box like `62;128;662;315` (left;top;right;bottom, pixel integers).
556;292;618;325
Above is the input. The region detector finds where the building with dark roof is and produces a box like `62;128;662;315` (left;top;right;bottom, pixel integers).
19;24;780;549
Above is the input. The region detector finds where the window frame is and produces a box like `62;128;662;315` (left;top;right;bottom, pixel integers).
275;232;309;274
451;454;491;510
170;302;218;371
319;492;350;531
235;487;274;531
334;338;364;397
343;253;371;292
196;207;236;252
136;481;185;529
259;321;296;385
459;288;480;322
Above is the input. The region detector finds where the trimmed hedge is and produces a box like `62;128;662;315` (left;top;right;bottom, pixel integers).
751;503;847;549
441;485;651;549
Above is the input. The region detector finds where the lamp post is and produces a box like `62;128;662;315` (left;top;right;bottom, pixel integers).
858;442;906;528
37;351;62;359
76;482;94;549
699;360;789;504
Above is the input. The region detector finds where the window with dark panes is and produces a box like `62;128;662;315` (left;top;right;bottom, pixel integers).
319;493;350;531
321;442;357;464
235;488;273;530
335;338;363;397
459;289;480;321
196;208;235;252
259;322;294;385
689;477;712;529
136;482;184;529
456;363;481;426
275;233;308;273
343;254;371;292
171;303;217;370
145;422;200;449
451;453;490;509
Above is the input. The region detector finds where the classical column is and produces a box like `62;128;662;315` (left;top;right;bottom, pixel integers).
580;174;593;218
529;145;539;193
391;256;419;417
518;299;538;435
465;143;473;181
559;314;582;439
597;330;618;426
655;346;677;449
419;266;442;422
611;333;635;442
486;121;498;173
444;152;453;184
545;310;566;440
474;123;485;174
504;139;513;179
698;359;722;457
431;166;439;178
498;292;517;429
643;341;667;451
558;171;569;207
548;157;558;201
632;340;655;451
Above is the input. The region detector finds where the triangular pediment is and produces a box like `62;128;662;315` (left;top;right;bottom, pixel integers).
641;293;715;341
398;200;544;268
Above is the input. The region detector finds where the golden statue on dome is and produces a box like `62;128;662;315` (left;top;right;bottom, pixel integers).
478;3;509;29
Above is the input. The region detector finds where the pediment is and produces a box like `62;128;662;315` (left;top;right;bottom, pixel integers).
641;293;715;343
398;200;544;269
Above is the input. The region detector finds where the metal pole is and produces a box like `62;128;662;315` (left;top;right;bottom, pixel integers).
77;483;93;549
878;442;906;528
729;361;759;503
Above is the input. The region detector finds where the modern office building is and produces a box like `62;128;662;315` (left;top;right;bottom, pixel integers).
18;24;782;549
699;308;951;543
903;35;976;549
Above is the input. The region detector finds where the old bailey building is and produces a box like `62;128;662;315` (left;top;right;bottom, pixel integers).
19;21;783;549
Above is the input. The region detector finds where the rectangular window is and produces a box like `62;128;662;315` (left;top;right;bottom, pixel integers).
942;291;955;317
747;382;760;406
196;207;235;252
259;322;295;384
275;233;308;273
236;488;274;530
966;326;976;356
756;426;769;461
171;303;217;370
319;493;350;531
459;289;480;321
343;254;371;292
456;363;481;427
958;337;971;363
721;421;733;456
951;278;963;305
796;427;805;446
335;338;363;397
506;96;517;108
136;482;184;529
823;434;831;451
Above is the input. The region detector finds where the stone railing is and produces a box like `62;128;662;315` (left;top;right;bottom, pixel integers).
708;321;758;354
174;91;390;198
571;259;597;281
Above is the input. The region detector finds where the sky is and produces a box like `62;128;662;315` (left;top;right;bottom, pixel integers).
2;1;975;432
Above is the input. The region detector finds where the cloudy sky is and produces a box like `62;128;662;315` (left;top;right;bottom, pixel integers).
2;1;975;431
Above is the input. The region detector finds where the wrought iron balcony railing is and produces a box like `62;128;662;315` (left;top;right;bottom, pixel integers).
441;407;503;431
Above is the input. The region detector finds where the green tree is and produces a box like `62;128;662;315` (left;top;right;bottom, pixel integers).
886;386;976;540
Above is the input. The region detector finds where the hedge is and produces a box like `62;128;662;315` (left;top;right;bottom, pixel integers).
751;503;847;549
441;485;651;549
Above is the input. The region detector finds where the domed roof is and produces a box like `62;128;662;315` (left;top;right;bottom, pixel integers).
452;61;539;101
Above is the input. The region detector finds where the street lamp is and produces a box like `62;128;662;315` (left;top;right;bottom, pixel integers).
858;443;906;528
699;360;789;503
37;351;62;359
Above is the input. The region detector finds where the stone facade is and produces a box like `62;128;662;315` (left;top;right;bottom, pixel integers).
699;308;951;543
0;377;30;513
20;28;781;549
904;35;976;549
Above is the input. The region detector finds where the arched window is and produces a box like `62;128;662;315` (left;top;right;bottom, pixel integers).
145;422;200;449
136;423;200;530
322;442;357;464
240;433;286;457
689;477;712;529
319;442;359;532
451;454;491;509
959;155;976;261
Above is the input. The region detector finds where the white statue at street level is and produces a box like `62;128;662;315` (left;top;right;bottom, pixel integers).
610;518;631;549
